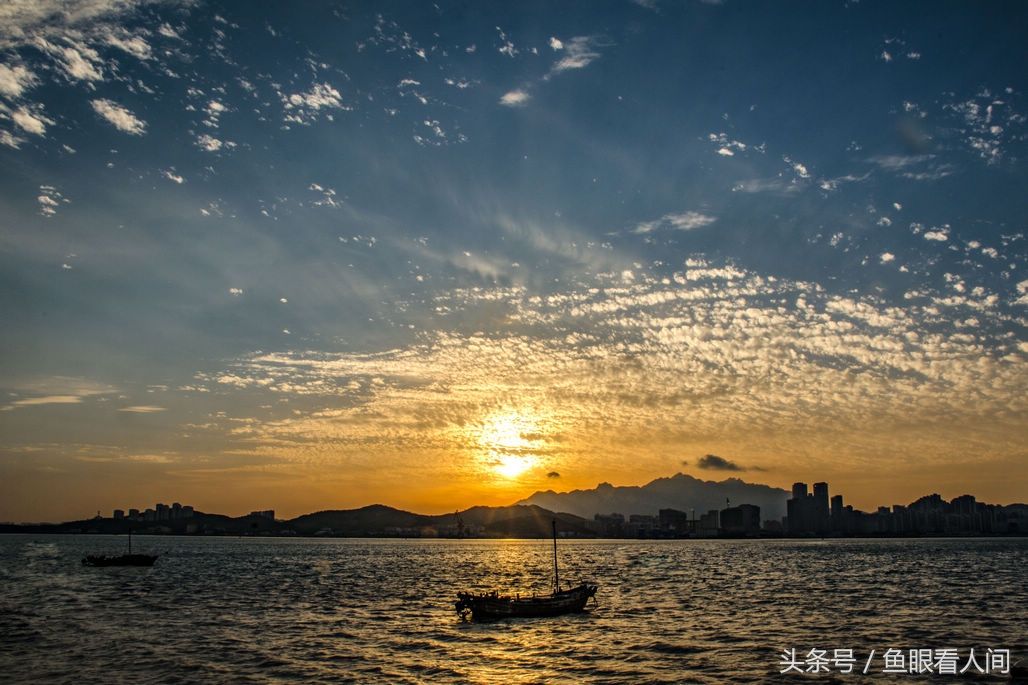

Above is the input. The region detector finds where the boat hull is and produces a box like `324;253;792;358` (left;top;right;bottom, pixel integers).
456;583;597;620
82;554;158;567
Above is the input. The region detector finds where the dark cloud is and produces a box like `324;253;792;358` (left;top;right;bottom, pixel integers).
547;471;560;478
697;454;743;471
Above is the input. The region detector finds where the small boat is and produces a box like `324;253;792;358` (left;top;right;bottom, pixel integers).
82;530;158;567
455;519;597;620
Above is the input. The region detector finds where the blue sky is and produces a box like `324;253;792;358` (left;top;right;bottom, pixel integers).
1;0;1026;520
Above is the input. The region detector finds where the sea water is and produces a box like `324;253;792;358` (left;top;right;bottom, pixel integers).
0;535;1024;683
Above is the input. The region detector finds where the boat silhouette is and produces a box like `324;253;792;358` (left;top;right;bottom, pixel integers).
82;531;158;567
455;519;597;620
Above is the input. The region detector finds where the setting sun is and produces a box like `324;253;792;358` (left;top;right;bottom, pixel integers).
476;411;543;479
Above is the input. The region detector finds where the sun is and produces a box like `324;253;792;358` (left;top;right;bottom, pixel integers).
476;411;543;479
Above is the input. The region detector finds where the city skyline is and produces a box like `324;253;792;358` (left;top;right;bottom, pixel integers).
1;1;1027;522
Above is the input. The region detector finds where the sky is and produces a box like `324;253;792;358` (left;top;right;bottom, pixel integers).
0;0;1026;522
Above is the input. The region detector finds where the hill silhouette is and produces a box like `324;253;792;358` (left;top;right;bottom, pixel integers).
517;473;790;520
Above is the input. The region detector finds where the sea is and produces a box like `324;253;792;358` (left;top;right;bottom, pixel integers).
0;535;1024;683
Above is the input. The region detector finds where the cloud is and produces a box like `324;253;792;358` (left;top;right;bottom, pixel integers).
229;287;243;296
0;0;172;49
547;471;561;478
499;89;530;107
2;395;84;409
633;211;716;234
12;105;52;136
697;454;742;471
549;37;563;51
551;36;602;72
1;376;116;410
731;178;800;195
879;252;895;263
102;29;151;60
37;184;67;216
923;230;948;242
118;405;166;413
35;38;104;82
90;98;146;134
161;169;184;183
868;154;934;170
282;82;345;124
195;133;234;152
0;63;37;98
0;130;24;148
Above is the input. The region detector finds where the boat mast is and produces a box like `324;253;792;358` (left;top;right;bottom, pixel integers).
552;519;559;593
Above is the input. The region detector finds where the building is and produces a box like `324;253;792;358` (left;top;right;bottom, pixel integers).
592;513;624;537
696;510;720;537
720;504;761;535
658;508;691;534
113;509;125;519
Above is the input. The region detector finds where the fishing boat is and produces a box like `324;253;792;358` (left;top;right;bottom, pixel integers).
455;520;597;620
82;531;158;567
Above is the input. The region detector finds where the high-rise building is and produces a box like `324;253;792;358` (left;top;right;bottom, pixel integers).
792;482;808;499
156;503;169;521
813;482;830;532
128;508;140;520
113;509;125;519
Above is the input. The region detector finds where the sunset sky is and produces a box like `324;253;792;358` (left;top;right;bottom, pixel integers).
1;0;1026;522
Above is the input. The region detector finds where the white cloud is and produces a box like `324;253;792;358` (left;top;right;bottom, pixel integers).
195;133;234;152
12;105;52;135
3;395;83;409
37;184;67;217
880;252;895;263
90;98;146;134
0;130;24;148
551;36;601;72
103;30;151;60
161;169;184;184
282;82;345;124
868;154;934;170
118;405;166;413
499;89;530;107
717;147;734;156
36;38;104;82
229;287;243;296
549;37;563;51
0;63;37;98
923;230;948;242
633;211;716;234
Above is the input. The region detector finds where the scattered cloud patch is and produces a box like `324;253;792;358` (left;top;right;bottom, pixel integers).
633;211;716;234
697;454;742;471
37;184;68;217
500;89;530;107
551;36;602;72
90;99;146;135
0;62;37;98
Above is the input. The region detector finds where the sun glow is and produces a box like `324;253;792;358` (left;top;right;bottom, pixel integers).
476;411;543;480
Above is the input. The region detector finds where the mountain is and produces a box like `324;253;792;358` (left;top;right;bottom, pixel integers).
517;473;790;521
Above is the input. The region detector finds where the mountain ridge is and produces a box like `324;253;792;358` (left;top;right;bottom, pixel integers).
516;472;790;520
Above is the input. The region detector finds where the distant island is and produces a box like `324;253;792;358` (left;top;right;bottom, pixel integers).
2;473;1025;538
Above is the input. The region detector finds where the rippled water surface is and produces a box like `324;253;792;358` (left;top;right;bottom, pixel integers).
0;536;1025;683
